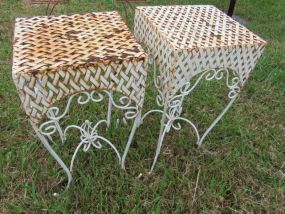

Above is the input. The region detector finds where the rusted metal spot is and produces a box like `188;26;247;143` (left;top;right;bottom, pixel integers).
86;56;102;63
104;34;114;39
114;29;125;34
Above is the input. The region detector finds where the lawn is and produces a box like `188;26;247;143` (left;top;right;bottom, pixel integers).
0;0;284;213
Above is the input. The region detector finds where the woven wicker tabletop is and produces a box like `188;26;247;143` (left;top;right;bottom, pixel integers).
13;11;146;75
136;5;266;50
135;5;266;97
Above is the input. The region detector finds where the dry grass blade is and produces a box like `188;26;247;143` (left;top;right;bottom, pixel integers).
192;167;201;205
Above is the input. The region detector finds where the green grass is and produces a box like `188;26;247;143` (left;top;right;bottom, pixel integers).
0;0;285;212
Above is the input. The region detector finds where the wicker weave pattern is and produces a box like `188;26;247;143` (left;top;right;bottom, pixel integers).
135;5;266;96
13;11;146;75
13;11;147;124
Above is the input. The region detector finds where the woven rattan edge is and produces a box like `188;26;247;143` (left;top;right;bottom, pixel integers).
12;57;148;126
14;10;121;22
12;56;147;77
135;5;267;51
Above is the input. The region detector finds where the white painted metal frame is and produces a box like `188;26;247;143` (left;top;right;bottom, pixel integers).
31;90;141;192
141;59;241;173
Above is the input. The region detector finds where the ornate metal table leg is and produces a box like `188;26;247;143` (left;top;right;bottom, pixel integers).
147;96;202;174
197;94;239;147
107;91;113;128
33;90;140;190
192;68;241;146
32;123;72;191
121;114;141;169
142;68;241;172
148;102;170;174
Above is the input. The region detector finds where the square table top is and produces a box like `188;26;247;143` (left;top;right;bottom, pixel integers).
12;11;146;76
136;5;266;50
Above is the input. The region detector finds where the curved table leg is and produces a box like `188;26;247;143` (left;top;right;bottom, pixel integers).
32;123;72;191
149;118;172;174
143;68;241;173
148;99;171;174
146;96;239;173
197;95;238;147
121;114;141;169
148;116;202;174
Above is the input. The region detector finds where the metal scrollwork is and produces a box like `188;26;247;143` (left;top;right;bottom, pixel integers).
66;120;121;172
142;67;242;174
166;68;241;123
109;94;138;124
35;89;139;189
39;90;139;139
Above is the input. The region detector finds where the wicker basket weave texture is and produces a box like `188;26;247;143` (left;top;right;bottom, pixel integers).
136;5;266;50
135;5;266;96
13;11;146;75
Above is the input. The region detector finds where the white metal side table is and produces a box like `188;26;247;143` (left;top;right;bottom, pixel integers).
134;5;266;173
12;11;147;189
